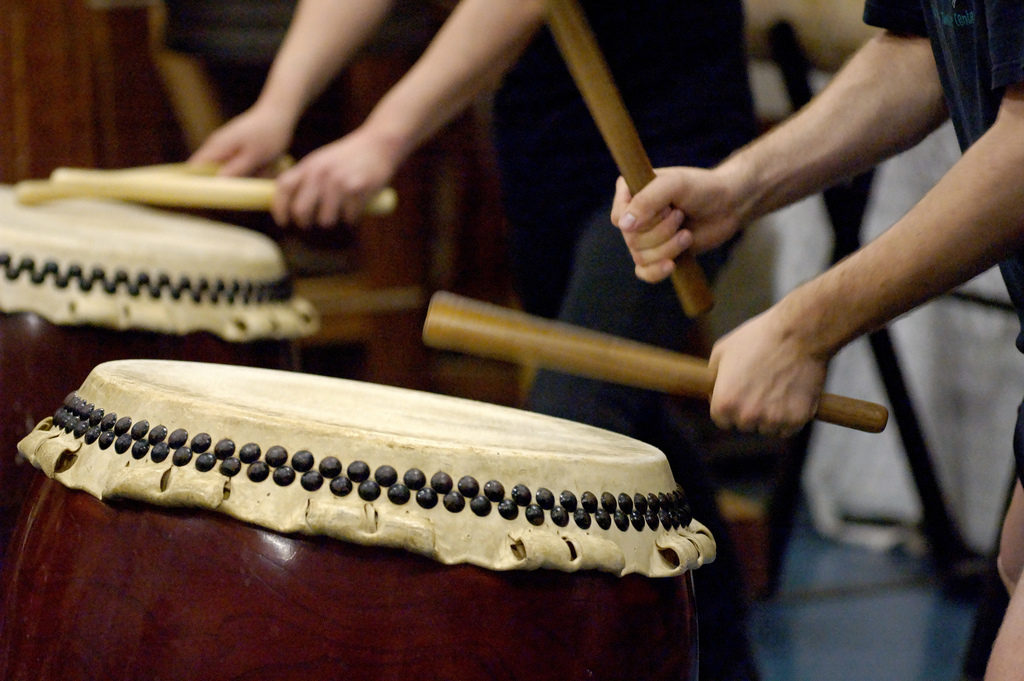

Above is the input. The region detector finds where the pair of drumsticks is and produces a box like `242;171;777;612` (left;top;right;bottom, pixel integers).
14;0;888;434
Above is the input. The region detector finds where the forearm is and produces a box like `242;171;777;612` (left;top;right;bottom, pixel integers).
254;0;396;125
724;31;948;223
356;0;545;167
776;84;1024;359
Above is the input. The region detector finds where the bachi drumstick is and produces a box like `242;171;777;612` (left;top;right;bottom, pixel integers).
544;0;714;317
422;291;889;434
14;166;398;217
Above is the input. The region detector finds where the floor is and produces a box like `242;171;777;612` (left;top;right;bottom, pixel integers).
748;506;988;681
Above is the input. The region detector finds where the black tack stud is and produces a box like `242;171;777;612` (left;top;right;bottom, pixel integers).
679;500;693;527
525;504;545;526
301;471;324;492
511;484;532;506
647;493;660;513
388;484;411;505
357;479;380;500
550;506;569;527
172;447;193;467
214;439;235;460
319;457;343;479
238;443;261;464
147;425;168;445
73;421;89;438
574;508;592;529
130;420;149;441
595;509;612;530
498;499;519;520
131;440;150;460
634;494;648;514
375;465;398;487
89;409;104;427
431;471;453;495
581;491;598;513
220;457;241;477
291;450;314;473
329;477;353;497
403;468;426;490
646;510;659;530
559;490;578;512
84;427;100;445
195;453;216;472
483;480;505;502
659;508;672;529
659;492;670;509
470;495;491;517
265;446;288;468
273;466;296;487
630;510;645;531
168;428;188;448
248;461;270;483
100;412;118;431
416;487;438;508
347;460;370;482
114;416;132;436
150;442;170;463
98;431;116;450
74;401;92;419
114;433;133;454
191;433;212;453
614;510;629;532
443;491;465;513
457;476;479;498
617;493;633;514
536;488;555;510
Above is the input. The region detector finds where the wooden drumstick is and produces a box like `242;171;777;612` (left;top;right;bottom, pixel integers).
543;0;715;317
422;291;889;434
14;169;397;217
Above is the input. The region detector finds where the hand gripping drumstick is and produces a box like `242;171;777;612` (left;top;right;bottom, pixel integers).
544;0;714;317
14;166;398;217
423;291;889;434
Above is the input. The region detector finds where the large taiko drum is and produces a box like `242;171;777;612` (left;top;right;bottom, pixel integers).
1;359;713;681
0;188;317;558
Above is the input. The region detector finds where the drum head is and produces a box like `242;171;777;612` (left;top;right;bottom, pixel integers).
20;359;715;577
0;187;317;340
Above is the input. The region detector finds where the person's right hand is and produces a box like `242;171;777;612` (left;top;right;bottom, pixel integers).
189;106;295;177
610;166;746;283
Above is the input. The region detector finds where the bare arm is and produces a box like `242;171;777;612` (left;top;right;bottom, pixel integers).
190;0;396;175
253;0;397;126
708;81;1024;435
272;0;546;226
724;31;947;222
611;31;949;279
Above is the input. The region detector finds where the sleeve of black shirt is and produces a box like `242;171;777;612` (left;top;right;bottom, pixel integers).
863;0;928;36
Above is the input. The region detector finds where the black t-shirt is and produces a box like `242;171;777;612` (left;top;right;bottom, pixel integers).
865;0;1024;352
491;1;756;231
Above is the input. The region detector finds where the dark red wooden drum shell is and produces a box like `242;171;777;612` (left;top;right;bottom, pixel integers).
1;360;713;681
0;188;317;557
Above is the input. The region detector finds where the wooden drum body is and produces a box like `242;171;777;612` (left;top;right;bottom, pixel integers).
0;188;317;557
2;360;714;681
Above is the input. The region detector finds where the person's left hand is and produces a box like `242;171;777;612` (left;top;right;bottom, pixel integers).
707;305;829;438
